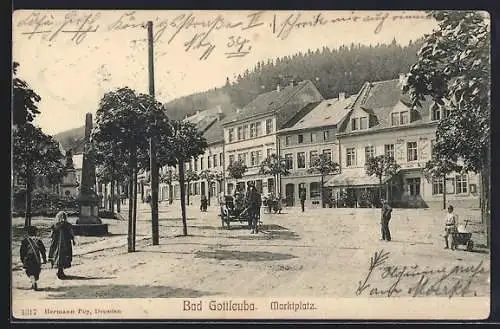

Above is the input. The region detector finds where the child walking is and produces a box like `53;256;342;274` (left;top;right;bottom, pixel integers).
20;226;47;291
444;205;458;250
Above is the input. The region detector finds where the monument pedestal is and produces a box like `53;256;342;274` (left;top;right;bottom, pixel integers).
75;191;108;236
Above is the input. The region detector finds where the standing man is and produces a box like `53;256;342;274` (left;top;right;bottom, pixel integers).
380;199;392;241
299;189;306;212
444;205;458;250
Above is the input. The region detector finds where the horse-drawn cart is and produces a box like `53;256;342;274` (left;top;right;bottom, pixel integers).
219;195;261;229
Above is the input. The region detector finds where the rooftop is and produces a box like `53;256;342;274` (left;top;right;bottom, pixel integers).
279;95;356;133
221;80;314;125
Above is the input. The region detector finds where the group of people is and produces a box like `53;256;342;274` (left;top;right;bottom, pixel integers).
379;199;461;250
20;211;75;291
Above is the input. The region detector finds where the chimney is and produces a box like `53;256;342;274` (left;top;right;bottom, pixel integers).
399;73;406;84
217;105;223;121
276;84;280;92
196;109;200;115
338;92;346;100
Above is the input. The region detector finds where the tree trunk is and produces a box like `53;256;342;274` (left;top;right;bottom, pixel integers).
168;183;173;204
116;180;121;213
132;169;138;251
443;175;447;210
24;171;33;228
110;180;115;214
207;180;211;206
140;181;145;203
379;177;383;206
320;175;324;208
127;173;134;252
480;165;490;247
178;162;188;236
104;183;108;211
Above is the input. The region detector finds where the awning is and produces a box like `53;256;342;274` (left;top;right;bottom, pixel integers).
325;169;398;188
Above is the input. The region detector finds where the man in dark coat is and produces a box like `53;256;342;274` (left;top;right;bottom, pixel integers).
247;185;262;234
299;189;306;212
380;199;393;241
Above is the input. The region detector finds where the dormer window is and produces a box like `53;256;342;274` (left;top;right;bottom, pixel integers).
391;111;409;126
431;104;452;121
351;116;368;131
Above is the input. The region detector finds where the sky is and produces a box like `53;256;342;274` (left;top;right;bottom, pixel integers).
12;10;438;135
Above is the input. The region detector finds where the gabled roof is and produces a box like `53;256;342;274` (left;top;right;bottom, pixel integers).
184;106;235;145
338;78;435;135
279;95;356;133
221;80;317;125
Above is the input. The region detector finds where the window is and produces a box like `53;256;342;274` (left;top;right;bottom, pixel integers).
256;150;262;165
265;119;273;134
323;149;331;160
251;151;258;166
310;132;317;143
213;154;218;167
229;155;235;165
351;118;359;130
228;128;234;142
432;177;444;195
237;127;243;140
194;182;199;195
298;134;304;144
407;178;421;196
310;182;321;198
310;151;319;166
285;136;291;146
297;152;306;168
323;130;330;141
250;151;262;166
267;148;274;157
285;154;293;170
365;146;375;162
432;107;442;121
400;111;409;125
194;159;198;171
346;148;356;167
250;123;256;138
238;153;247;165
255;122;262;136
360;117;368;130
208;156;211;168
200;157;204;170
456;175;468;194
391;113;400;126
407;142;418;162
384;144;395;159
242;125;248;140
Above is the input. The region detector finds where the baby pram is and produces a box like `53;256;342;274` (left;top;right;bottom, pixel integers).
452;219;474;252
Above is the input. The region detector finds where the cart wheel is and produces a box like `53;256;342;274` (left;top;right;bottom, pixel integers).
467;240;474;252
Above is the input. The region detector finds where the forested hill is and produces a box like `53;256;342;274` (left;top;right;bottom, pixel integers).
55;39;424;150
165;38;424;119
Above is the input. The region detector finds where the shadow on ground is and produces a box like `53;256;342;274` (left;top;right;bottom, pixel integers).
228;228;301;241
39;285;217;299
195;250;297;262
159;217;197;222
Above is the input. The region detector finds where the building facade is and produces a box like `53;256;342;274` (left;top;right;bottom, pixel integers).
326;77;480;208
277;94;354;208
222;80;324;196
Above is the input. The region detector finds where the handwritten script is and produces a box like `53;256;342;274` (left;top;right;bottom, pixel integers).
15;11;433;60
355;250;489;298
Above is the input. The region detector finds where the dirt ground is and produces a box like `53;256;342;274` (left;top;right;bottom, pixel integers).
11;202;490;300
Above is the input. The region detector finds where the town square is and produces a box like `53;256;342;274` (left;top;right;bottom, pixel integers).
11;10;490;320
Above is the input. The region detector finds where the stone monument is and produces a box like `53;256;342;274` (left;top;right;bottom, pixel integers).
73;113;109;236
